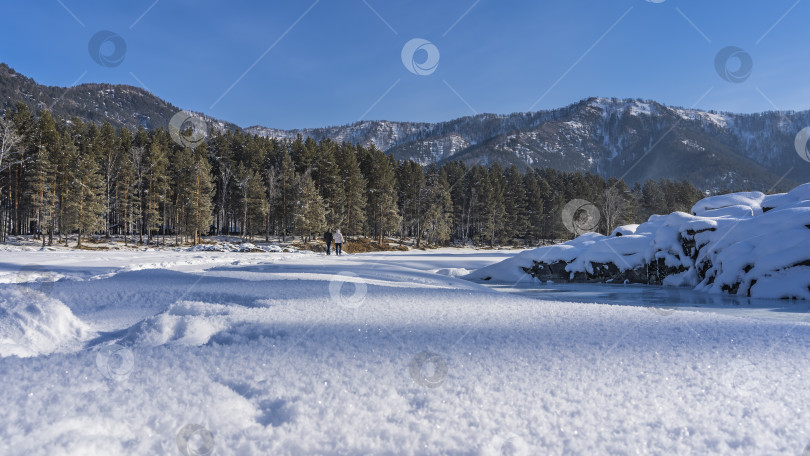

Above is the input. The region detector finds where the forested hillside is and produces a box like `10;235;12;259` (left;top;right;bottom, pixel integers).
0;103;704;246
0;63;238;133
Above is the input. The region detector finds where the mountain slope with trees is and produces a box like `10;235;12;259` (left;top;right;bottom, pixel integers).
1;63;807;197
0;63;237;133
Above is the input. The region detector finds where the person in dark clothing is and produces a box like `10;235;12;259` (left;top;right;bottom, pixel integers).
324;229;333;255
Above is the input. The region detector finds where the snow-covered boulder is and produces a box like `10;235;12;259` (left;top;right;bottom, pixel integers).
610;224;639;236
468;183;810;299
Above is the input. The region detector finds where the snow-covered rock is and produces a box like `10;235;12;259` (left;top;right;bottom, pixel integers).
468;183;810;299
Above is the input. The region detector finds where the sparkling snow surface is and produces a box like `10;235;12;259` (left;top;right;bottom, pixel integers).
1;248;810;455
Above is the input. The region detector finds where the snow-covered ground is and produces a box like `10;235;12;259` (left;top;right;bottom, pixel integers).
2;248;810;455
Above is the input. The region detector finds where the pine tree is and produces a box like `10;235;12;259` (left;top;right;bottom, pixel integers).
264;165;278;239
29;110;58;245
185;145;214;245
537;168;567;240
458;167;478;243
313;140;346;230
4;105;34;238
462;165;492;244
291;134;315;174
97;122;118;237
295;171;325;242
396;160;425;240
53;123;81;244
639;179;666;221
276;150;298;241
169;145;192;243
209;132;234;235
336;143;366;236
523;172;548;244
234;163;269;239
116;129;140;245
234;162;250;238
143;131;169;243
440;161;467;241
1;104;33;239
502;165;528;242
487;163;506;245
63;135;105;247
422;166;453;246
363;148;400;244
244;168;269;240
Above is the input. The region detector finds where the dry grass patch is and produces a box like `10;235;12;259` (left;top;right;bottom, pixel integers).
343;238;408;254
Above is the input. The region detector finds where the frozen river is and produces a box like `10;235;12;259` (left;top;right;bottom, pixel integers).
486;282;810;323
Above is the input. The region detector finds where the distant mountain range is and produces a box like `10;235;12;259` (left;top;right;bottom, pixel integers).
2;62;808;192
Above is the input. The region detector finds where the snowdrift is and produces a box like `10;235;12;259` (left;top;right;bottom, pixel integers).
121;300;284;347
468;183;810;300
0;287;94;357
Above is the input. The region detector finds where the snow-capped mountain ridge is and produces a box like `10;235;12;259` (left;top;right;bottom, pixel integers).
247;97;810;192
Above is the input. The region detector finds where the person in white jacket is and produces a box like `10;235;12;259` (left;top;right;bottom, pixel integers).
333;228;344;255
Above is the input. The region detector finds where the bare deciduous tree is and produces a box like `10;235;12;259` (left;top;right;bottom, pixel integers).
0;114;22;175
601;186;629;235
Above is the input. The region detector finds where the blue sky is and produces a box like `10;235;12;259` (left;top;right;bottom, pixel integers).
1;0;808;129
